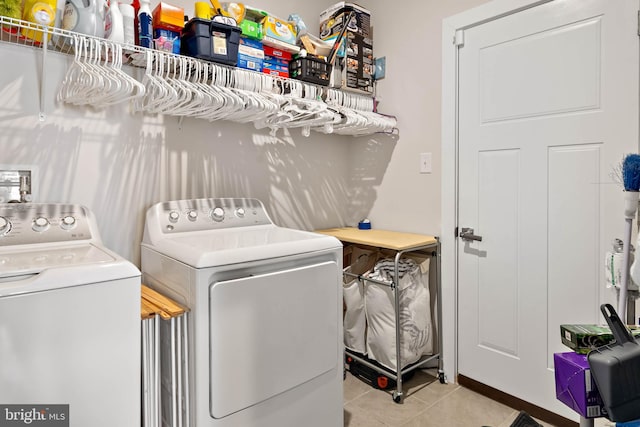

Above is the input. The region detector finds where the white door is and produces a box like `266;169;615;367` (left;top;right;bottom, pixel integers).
457;0;639;416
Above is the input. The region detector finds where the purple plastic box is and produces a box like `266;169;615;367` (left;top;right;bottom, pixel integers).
554;352;607;419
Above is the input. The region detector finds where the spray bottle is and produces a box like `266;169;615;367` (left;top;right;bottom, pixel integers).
137;0;152;48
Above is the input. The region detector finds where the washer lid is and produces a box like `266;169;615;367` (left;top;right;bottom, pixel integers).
0;243;140;297
142;224;341;268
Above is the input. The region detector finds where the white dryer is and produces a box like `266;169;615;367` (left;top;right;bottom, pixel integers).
0;203;140;427
141;198;343;427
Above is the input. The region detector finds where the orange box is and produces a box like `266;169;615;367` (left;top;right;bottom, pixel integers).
152;2;185;32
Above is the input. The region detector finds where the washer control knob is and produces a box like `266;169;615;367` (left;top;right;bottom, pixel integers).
0;217;10;235
211;207;225;222
187;210;198;221
168;211;180;223
32;217;50;232
60;215;77;230
235;208;245;218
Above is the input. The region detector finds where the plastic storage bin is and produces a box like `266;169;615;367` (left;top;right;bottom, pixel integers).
289;56;331;86
588;304;640;423
181;18;241;66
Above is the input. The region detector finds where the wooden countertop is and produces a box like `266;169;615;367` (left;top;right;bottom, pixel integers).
315;227;438;251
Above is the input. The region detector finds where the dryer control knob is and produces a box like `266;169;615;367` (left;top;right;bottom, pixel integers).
169;211;180;223
60;215;77;230
211;207;225;222
187;210;198;221
235;208;245;218
32;217;50;232
0;217;10;235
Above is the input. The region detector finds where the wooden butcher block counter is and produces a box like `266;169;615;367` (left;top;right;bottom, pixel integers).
314;227;437;251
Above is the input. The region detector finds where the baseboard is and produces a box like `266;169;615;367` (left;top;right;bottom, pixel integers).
457;375;578;427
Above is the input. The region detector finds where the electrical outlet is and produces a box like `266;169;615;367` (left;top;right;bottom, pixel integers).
420;153;432;174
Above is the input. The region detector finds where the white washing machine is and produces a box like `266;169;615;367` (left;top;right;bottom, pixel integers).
0;203;140;427
141;198;344;427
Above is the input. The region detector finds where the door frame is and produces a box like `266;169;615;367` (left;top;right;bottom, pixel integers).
440;0;553;383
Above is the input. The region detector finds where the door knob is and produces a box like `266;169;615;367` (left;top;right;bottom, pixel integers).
459;227;482;242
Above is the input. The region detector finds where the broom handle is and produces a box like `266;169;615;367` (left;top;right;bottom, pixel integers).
618;217;633;319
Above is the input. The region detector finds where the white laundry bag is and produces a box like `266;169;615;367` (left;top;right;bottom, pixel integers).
364;257;432;371
342;246;378;354
343;277;367;354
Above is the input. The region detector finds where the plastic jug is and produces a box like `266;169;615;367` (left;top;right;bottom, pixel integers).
104;0;124;42
21;0;57;43
61;0;106;37
119;0;134;44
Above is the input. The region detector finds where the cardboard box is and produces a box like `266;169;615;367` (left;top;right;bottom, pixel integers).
263;45;292;61
319;2;373;94
319;2;371;39
263;55;288;68
561;324;640;354
154;28;180;54
239;37;264;59
262;69;289;78
554;352;607;418
237;57;263;72
152;2;184;32
238;37;264;72
263;61;289;74
262;16;296;45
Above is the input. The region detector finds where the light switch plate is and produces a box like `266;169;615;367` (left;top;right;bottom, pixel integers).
420;153;432;174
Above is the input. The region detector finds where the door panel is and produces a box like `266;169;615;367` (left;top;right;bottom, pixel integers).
480;17;602;123
208;261;339;419
547;145;600;370
457;0;638;416
478;149;520;356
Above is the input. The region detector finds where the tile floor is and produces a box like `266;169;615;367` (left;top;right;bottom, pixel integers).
343;369;615;427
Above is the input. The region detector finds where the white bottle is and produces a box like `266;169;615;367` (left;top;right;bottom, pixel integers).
104;0;124;43
119;0;135;45
137;0;152;48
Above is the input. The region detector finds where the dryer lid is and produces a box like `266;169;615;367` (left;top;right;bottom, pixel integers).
142;225;341;268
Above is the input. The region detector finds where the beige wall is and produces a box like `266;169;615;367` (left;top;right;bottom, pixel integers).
0;0;489;265
349;0;488;235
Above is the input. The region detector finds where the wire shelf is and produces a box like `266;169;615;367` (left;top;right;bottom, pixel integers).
0;15;147;64
0;15;397;135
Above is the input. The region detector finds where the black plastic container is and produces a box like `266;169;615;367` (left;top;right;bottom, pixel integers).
181;18;241;66
588;304;640;422
289;56;332;86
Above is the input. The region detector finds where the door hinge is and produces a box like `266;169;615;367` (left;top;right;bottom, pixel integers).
454;29;464;47
637;10;640;36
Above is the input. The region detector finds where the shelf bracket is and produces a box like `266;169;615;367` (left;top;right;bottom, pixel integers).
39;25;48;122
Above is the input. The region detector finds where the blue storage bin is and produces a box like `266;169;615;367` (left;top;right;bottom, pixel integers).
181;18;241;66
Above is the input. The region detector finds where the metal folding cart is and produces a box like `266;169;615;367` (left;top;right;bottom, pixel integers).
316;228;444;403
